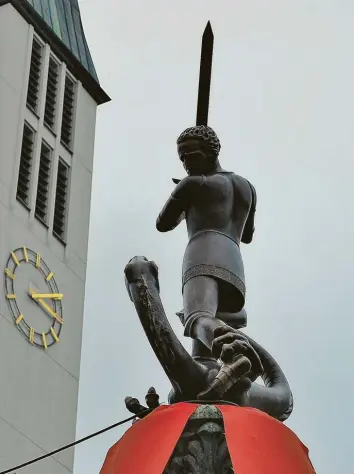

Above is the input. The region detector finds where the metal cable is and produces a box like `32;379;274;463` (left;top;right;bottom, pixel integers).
0;400;237;473
0;409;152;474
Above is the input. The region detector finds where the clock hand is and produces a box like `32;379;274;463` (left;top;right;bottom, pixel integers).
31;293;63;300
29;290;64;323
36;299;64;324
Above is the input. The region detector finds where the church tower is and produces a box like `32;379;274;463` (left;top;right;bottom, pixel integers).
0;1;109;472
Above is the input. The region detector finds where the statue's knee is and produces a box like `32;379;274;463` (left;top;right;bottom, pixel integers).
184;310;214;337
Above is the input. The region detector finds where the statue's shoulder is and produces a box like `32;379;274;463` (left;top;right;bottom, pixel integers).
225;172;257;204
224;171;253;188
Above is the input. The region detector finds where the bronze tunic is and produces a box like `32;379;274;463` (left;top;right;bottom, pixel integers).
182;229;245;312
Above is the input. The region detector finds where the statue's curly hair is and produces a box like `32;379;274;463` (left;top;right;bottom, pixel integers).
177;125;221;157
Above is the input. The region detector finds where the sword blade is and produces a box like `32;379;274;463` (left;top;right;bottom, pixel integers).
196;21;214;126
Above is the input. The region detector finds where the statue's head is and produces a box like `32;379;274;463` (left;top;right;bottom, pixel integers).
176;125;221;175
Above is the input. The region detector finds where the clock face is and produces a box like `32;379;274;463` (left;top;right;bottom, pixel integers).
4;247;63;348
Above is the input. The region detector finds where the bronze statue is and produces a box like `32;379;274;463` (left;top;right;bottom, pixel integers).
156;125;258;396
123;23;293;425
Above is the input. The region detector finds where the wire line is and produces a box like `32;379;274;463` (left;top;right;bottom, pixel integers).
0;409;151;474
0;400;235;473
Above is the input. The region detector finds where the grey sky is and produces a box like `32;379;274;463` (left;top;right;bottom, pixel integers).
74;1;354;472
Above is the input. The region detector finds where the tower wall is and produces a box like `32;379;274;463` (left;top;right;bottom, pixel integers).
0;4;98;472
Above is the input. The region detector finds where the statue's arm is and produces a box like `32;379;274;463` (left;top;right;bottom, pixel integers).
156;176;203;232
241;180;257;244
156;195;185;232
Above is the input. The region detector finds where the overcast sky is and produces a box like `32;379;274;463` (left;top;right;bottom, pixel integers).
73;1;354;472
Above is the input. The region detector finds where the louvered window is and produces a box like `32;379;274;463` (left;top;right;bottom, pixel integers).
53;159;69;241
16;123;35;206
44;57;59;130
61;76;75;149
35;142;52;223
26;38;43;112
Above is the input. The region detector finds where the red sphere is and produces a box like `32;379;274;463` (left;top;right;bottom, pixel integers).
100;403;315;474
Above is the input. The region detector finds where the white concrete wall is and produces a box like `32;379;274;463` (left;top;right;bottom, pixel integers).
0;4;98;473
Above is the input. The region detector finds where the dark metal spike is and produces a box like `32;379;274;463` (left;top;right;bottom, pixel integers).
196;21;214;126
204;21;213;37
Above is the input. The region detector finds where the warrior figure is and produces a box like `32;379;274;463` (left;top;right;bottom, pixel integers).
156;125;257;387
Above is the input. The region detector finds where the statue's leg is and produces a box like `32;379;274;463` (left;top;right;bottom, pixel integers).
183;276;253;400
183;275;226;350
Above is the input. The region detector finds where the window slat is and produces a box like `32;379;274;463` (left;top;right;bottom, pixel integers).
60;75;75;148
26;38;43;112
53;159;69;240
44;57;59;130
35;142;52;223
16;124;35;205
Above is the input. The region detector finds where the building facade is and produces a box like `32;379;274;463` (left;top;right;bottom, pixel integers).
0;1;109;472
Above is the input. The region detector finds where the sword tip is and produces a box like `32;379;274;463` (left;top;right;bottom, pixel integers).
204;21;213;36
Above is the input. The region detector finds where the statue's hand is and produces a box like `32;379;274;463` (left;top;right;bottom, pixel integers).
211;326;263;382
171;175;203;200
197;326;263;401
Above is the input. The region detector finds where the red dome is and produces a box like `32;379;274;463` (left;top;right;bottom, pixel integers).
100;403;315;474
